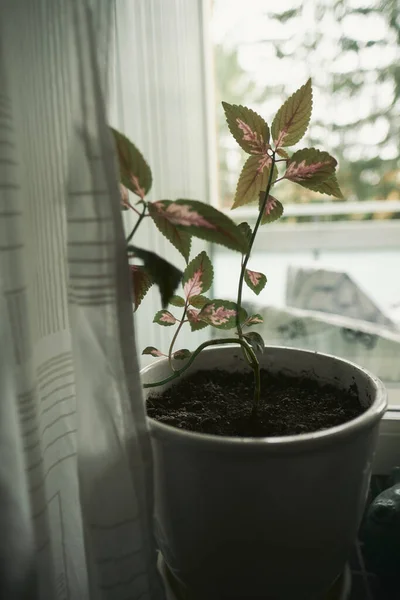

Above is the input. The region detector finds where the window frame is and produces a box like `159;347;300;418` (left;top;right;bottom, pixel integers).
225;210;400;253
203;0;400;457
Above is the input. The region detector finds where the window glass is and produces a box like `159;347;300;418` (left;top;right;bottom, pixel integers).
212;0;400;220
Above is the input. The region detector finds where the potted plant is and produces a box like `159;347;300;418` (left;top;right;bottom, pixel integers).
113;80;387;600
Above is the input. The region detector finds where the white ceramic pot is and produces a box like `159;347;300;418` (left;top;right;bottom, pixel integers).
142;346;387;600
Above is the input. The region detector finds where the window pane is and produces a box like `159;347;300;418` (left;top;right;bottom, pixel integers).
212;0;400;218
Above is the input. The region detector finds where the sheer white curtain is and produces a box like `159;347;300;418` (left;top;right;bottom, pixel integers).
109;0;213;364
0;0;166;598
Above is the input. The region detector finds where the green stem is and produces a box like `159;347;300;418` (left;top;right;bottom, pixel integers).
236;151;277;337
168;303;188;371
143;337;260;403
126;202;147;243
234;152;277;411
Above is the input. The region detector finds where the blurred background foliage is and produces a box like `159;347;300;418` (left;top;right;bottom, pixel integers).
212;0;400;222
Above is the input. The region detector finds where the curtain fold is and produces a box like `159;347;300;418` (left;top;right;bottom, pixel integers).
0;1;165;598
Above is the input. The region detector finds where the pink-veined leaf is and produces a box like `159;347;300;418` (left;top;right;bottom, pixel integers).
284;148;337;189
142;346;165;358
187;308;209;331
130;265;153;311
169;295;185;307
222;102;270;154
243;331;265;354
153;310;177;326
111;128;152;197
233;155;278;209
183;251;213;300
199;300;247;330
148;201;191;262
259;192;284;224
244;314;264;327
172;349;192;360
305;173;344;199
244;269;267;295
153;199;247;253
271;78;313;148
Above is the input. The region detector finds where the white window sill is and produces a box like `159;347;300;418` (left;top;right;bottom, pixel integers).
374;394;400;474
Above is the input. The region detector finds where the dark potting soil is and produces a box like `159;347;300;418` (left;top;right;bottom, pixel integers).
146;369;365;437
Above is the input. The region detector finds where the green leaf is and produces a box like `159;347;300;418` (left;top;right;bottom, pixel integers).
142;346;164;357
222;102;270;154
259;193;284;224
243;331;265;353
182;251;213;300
130;265;153;311
189;295;210;309
153;199;247;253
244;269;267;295
237;222;252;251
276;148;290;159
153;310;177;326
111;128;152;197
169;295;185;307
173;349;192;360
285;148;337;191
148;201;191;262
305;174;344;199
187;308;209;332
271;78;313;148
199;300;247;330
128;245;182;307
233;155;277;209
244;314;264;327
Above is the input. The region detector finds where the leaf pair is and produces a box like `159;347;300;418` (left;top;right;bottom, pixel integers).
181;252;247;330
142;346;191;361
223;78;343;209
112;128;248;258
224;80;313;155
153;251;248;332
237;222;267;296
152;251;212;331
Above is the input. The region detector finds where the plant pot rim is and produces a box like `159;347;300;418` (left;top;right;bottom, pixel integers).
142;345;387;453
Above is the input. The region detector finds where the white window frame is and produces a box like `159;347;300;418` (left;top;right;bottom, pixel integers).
226;202;400;252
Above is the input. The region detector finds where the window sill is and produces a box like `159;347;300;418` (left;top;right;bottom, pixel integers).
374;405;400;474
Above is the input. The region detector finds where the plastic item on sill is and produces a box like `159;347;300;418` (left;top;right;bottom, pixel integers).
362;467;400;580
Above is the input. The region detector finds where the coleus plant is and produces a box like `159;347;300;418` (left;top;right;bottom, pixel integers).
113;79;342;413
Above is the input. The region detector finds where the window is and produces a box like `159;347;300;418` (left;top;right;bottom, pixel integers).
209;0;400;406
211;0;399;217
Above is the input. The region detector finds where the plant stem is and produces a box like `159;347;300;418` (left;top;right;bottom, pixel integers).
127;201;142;216
236;152;277;337
143;337;260;399
126;202;147;243
168;303;188;371
234;152;277;411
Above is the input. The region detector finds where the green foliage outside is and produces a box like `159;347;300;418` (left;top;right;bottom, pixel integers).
213;0;400;222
